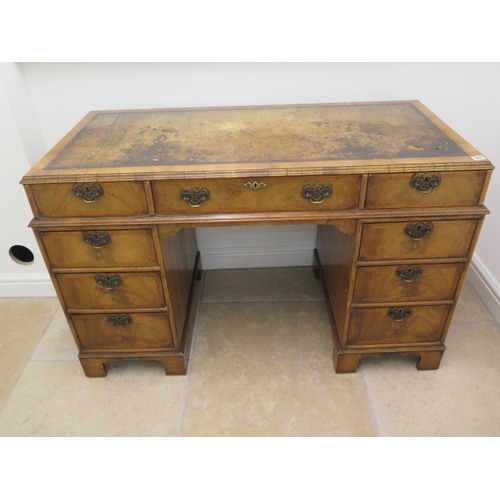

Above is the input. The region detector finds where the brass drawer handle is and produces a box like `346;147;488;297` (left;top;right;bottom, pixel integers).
180;187;210;207
410;173;441;194
396;266;423;282
302;184;333;204
82;231;111;248
388;307;412;321
244;181;267;191
73;183;104;203
107;314;132;327
95;273;122;290
404;222;433;240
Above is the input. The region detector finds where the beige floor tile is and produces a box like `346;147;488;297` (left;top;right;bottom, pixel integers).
202;267;324;302
360;321;500;436
453;280;495;323
182;301;377;436
0;360;189;436
31;307;79;361
0;298;59;409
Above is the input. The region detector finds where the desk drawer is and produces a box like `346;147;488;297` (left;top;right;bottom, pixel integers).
39;229;158;269
152;175;361;214
72;312;174;351
359;219;478;261
56;272;165;309
365;171;486;209
347;305;451;346
353;263;464;304
30;182;149;217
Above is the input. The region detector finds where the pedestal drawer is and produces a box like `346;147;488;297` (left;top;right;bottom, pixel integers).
29;181;149;217
346;305;451;346
39;229;158;269
359;219;478;261
353;263;464;303
56;272;165;309
365;171;487;209
152;175;361;214
72;312;174;351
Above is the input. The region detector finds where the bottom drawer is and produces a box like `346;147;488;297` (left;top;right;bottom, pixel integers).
72;312;174;351
346;305;451;346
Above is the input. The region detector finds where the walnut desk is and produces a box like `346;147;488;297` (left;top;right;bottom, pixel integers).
21;101;493;376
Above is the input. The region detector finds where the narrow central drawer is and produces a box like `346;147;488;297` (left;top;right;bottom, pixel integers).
29;181;149;217
347;305;451;346
152;175;361;214
39;229;158;269
359;219;478;261
72;312;174;351
353;263;464;303
56;272;165;309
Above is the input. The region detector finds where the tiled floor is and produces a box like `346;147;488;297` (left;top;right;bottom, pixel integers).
1;267;500;436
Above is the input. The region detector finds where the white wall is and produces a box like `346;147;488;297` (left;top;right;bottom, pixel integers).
0;63;54;297
2;63;500;320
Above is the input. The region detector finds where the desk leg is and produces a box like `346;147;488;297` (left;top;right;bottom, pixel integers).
416;350;444;370
332;350;361;373
80;358;107;377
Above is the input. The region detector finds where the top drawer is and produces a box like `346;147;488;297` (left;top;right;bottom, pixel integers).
29;182;149;218
152;175;361;214
365;171;487;209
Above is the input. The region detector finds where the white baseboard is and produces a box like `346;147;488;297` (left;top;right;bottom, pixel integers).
0;273;56;298
467;255;500;325
200;246;315;270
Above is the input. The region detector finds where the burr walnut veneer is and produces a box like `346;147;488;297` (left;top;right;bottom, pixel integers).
21;101;493;376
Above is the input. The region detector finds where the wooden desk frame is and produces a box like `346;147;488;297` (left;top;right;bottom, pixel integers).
21;101;493;376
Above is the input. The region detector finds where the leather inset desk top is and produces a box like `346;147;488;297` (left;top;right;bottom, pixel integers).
45;101;468;171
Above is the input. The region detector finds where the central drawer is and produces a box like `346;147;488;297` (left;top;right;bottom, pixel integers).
152;175;361;214
56;272;165;309
72;312;175;351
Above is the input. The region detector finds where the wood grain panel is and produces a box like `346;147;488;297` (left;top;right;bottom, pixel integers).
347;305;451;346
359;219;478;261
30;182;149;217
159;227;198;345
316;223;358;345
73;312;174;351
353;263;464;303
56;272;165;309
39;229;158;268
153;175;361;214
365;171;486;209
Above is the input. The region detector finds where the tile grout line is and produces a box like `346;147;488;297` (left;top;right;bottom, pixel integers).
0;302;61;416
360;364;383;437
178;271;207;437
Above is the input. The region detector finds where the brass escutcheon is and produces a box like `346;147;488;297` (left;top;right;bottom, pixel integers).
410;173;441;194
388;307;412;321
95;273;122;290
396;266;423;283
108;314;132;328
73;183;104;203
83;231;111;249
244;181;267;191
404;222;433;240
